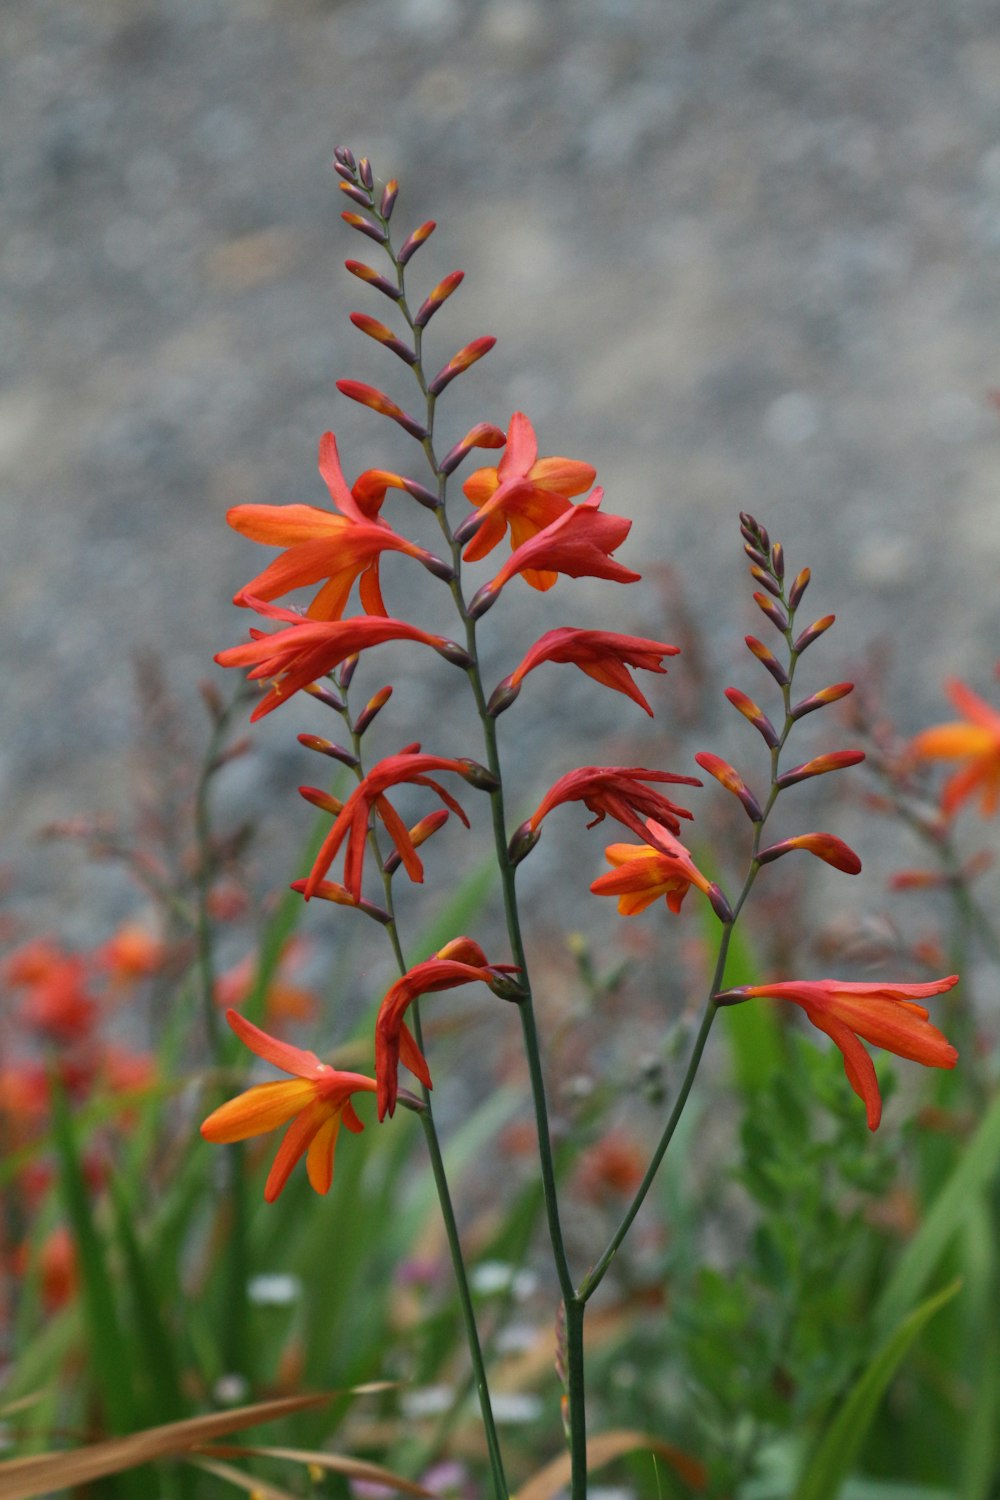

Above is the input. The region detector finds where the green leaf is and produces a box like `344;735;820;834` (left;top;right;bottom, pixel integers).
793;1278;961;1500
958;1198;999;1500
107;1174;187;1424
49;1079;137;1437
875;1087;1000;1334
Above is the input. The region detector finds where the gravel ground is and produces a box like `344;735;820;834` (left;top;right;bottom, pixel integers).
4;0;1000;942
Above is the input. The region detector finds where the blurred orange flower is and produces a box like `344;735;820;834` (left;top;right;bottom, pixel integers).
591;820;715;915
909;678;1000;816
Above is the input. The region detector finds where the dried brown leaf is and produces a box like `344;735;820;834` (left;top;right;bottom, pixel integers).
515;1428;707;1500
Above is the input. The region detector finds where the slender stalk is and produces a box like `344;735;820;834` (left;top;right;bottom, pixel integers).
350;178;586;1494
337;691;509;1498
580;537;807;1303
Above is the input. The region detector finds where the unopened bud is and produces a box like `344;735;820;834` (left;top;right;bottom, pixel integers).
298;786;345;815
468;583;497;620
453;510;485;545
457;759;500;791
487;677;522;717
338;654;359;690
339;181;371;209
793;613;835;653
745;635;789;687
788;567;811;609
776;749;865;789
694;751;763;822
358;156;373;189
707;883;733;924
743;543;769;570
415;270;464;328
344;259;401;301
751;565;783;599
349;312;416;365
398;219;436;265
433;638;475;668
340;211;385;245
790;681;854;721
296;733;358;768
428;336;496;396
333;145;356;169
353;685;393;735
771;541;785;579
385;807;449;873
290;878;390;923
417;550;454;583
508;821;540;867
724;687;780;749
380;179;399;219
753;592;789;632
402;478;440;509
439;422;507;476
303;681;346;713
336;380;428;440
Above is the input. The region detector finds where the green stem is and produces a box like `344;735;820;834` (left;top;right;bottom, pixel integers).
342;690;509;1498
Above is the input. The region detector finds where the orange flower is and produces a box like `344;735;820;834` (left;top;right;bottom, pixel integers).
4;941;96;1043
303;745;488;901
228;434;447;620
469;491;639;614
715;976;959;1129
909;678;1000;816
461;411;596;588
215;603;461;721
499;628;679;717
95;923;166;983
591;820;716;915
375;938;519;1119
529;765;699;844
200;1010;376;1201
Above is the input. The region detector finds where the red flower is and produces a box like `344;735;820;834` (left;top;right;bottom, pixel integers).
302;745;486;901
4;941;96;1043
500;629;679;717
215;603;459;721
227;432;446;620
470;491;639;612
375;938;519;1119
590;820;716;915
529;765;700;844
462;412;596;589
715;976;959;1129
909;678;1000;817
200;1009;377;1201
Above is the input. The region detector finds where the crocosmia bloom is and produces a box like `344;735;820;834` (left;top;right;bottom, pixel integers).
591;820;716;915
714;976;959;1129
502;629;679;717
375;939;520;1119
303;745;485;901
215;603;458;720
200;1010;377;1201
909;678;1000;816
530;765;699;844
462;412;596;588
471;492;639;611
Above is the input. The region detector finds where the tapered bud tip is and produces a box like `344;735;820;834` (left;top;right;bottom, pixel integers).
453;511;485;545
333;145;356;168
433;638;475;668
793;614;836;653
339;654;359;690
421;551;455;583
771;541;785;579
457;759;500;791
714;987;749;1006
468;584;497;620
488;677;521;717
788;567;811;608
707;883;734;924
508;822;540;867
358;156;373;189
381;179;399;219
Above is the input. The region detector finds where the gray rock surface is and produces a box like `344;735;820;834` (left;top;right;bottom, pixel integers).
4;0;999;938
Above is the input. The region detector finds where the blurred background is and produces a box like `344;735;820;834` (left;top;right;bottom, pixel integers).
4;0;1000;939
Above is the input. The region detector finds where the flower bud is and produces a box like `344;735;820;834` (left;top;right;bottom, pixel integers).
771;541;785;579
289;877;390;923
439;422;507;475
353;685;393;735
344;259;401;301
508;821;539;866
745;635;789;688
757;831;861;874
333;145;356;169
753;591;789;632
349;312;416;365
384;809;450;874
380;179;399;219
707;882;734;923
694;751;763;822
358;156;374;189
297;733;358;769
743;543;769;570
456;759;500;791
453;511;485;545
398;219;436;265
303;681;346;713
788;567;811;609
433;639;475;668
428;336;496;396
336;380;428;440
341;211;386;245
299;786;345;815
468;583;497;620
793;613;835;653
487;676;522;717
339;181;371;209
338;655;359;691
751;565;782;599
790;681;854;721
724;687;779;749
414;270;464;328
776;749;865;789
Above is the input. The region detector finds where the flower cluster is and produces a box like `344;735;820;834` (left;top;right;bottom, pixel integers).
204;150;959;1215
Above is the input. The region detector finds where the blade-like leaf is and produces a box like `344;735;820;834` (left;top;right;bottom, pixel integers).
876;1087;1000;1333
107;1173;186;1423
0;1393;328;1500
793;1279;961;1500
198;1442;434;1496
